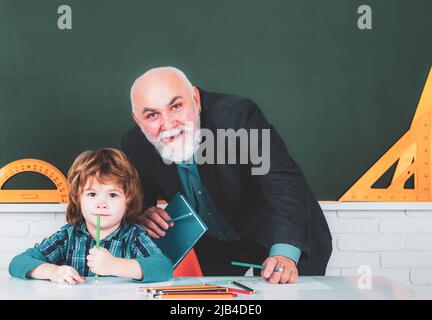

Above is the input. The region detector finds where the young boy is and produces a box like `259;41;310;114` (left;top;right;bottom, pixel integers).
9;148;173;284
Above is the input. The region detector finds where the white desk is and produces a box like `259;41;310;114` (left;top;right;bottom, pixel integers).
0;276;427;300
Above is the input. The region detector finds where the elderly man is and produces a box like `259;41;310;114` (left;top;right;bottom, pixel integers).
121;67;332;284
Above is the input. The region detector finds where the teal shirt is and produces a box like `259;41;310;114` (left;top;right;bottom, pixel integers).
9;222;173;282
176;160;302;264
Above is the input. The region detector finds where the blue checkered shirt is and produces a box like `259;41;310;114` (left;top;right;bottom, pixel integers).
9;221;173;282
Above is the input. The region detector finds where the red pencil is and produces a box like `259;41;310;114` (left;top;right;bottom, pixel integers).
154;292;237;299
226;287;254;295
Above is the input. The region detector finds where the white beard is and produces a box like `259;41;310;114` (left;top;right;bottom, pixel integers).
142;109;201;164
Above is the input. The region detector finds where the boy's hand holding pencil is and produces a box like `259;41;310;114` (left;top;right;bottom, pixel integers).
87;247;117;276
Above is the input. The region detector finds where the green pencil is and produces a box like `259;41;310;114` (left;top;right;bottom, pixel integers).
95;215;100;284
166;213;192;224
231;261;283;272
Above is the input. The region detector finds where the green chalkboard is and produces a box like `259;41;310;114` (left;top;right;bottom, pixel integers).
1;0;431;200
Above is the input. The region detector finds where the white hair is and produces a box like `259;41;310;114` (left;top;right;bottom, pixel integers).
130;66;194;114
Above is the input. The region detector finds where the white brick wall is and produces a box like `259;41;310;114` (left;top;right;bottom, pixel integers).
0;221;29;237
0;209;67;273
406;235;432;250
411;269;432;285
337;235;404;251
323;204;432;297
1;203;432;297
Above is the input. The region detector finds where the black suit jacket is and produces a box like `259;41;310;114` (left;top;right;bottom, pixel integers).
121;88;332;275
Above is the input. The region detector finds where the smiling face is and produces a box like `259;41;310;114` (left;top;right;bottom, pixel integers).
130;67;202;162
80;177;127;232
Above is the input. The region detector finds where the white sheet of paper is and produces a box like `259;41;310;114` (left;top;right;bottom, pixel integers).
196;276;331;290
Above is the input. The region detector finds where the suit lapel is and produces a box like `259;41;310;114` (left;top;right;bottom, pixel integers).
196;96;228;213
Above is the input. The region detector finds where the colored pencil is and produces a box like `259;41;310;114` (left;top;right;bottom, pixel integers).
138;284;219;292
231;281;255;293
166;213;193;224
231;261;283;272
153;288;229;294
227;287;255;295
142;285;254;295
153;292;237;299
95;215;100;284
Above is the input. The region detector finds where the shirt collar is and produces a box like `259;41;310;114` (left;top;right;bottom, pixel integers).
176;157;197;169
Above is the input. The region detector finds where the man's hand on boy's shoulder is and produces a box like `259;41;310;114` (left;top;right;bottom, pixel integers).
139;206;174;239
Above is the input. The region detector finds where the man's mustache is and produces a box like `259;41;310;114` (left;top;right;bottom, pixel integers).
157;126;186;142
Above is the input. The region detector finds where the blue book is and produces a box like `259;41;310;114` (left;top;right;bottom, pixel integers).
154;193;208;268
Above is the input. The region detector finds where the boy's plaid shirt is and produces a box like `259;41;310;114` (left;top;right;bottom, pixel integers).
34;221;163;277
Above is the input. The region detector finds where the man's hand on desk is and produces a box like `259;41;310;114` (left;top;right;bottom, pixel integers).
261;256;298;284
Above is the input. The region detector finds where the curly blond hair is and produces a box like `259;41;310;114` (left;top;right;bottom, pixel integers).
66;148;143;225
